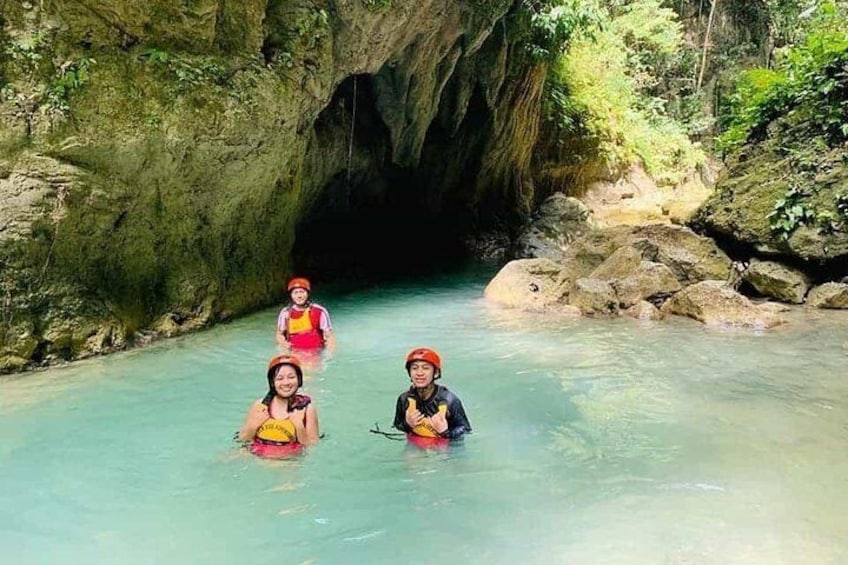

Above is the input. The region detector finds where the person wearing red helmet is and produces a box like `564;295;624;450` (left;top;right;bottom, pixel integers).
275;277;336;351
393;347;471;443
239;354;320;457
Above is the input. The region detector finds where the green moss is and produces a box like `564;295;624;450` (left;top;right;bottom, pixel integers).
695;135;848;260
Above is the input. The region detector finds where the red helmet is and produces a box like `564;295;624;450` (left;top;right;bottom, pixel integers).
405;347;442;374
267;354;303;387
287;277;311;293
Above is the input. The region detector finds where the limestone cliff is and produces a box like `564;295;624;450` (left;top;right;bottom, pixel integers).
0;0;545;371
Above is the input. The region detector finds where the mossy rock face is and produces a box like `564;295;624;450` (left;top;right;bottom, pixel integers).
1;0;538;373
693;125;848;265
48;0;266;53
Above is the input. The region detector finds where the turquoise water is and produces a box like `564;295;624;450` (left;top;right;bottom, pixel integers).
2;266;848;564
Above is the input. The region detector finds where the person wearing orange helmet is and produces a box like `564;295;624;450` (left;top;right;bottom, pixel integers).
275;277;336;351
393;347;471;444
239;354;320;457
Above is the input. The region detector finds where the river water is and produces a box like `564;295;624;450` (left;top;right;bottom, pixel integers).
2;266;847;564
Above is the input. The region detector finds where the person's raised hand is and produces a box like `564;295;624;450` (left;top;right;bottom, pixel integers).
247;403;270;428
430;409;448;435
290;408;307;428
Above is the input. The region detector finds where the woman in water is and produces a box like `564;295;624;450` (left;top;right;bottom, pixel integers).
239;354;320;457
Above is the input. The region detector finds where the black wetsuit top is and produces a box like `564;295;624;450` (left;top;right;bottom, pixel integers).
393;385;471;440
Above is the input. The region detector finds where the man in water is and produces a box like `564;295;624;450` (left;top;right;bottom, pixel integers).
393;347;471;443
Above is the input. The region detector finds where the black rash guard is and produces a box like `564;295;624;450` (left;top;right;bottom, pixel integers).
393;385;471;440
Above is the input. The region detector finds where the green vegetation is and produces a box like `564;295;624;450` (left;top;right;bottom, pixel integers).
293;8;330;51
540;0;705;187
707;1;848;244
139;48;228;94
46;57;94;113
261;3;331;71
767;185;818;240
1;30;96;129
719;1;848;151
520;0;604;62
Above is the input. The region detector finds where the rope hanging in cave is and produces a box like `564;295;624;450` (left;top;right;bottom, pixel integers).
346;75;358;190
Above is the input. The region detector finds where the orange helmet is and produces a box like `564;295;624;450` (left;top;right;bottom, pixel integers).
267;354;303;387
405;347;442;375
287;277;311;293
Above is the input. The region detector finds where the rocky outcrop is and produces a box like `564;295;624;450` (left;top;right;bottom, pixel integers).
486;223;731;322
585;246;682;307
1;0;548;372
612;262;682;308
487;206;846;328
691;42;848;269
693;142;848;264
527;223;732;289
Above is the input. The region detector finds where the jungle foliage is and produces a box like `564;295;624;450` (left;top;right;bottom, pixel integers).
719;1;848;151
536;0;705;187
529;0;848;194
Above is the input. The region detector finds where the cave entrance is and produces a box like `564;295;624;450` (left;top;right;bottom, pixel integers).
290;74;472;285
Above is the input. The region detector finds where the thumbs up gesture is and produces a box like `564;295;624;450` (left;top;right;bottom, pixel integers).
430;405;449;435
405;398;425;428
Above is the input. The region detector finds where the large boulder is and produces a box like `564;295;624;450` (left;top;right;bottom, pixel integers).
742;259;810;304
631;224;732;285
515;194;597;261
483;258;568;311
661;280;786;329
807;283;848;309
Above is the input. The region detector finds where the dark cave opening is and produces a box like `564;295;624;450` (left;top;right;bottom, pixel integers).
290;74;479;284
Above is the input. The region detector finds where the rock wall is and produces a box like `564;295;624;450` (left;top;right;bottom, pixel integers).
0;0;546;371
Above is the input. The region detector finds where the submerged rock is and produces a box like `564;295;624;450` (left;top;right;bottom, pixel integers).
624;300;664;321
661;280;785;329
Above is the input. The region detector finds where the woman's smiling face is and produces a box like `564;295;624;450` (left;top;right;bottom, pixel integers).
273;365;300;397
